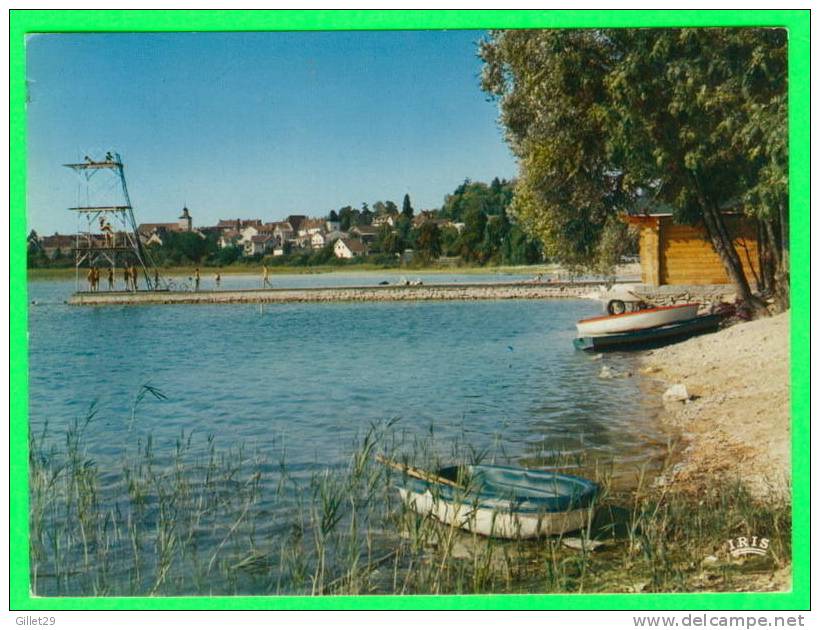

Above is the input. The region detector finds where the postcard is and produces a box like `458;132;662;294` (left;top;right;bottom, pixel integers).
10;9;810;619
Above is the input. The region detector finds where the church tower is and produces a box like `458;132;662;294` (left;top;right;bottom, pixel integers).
178;206;192;231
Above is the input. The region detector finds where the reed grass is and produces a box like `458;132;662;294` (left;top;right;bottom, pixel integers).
29;398;791;596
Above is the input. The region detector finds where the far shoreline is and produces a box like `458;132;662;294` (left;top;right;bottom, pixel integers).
27;263;566;280
27;262;645;282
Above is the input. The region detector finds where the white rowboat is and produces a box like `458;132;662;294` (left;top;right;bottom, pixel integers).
398;487;594;539
575;303;700;336
381;459;599;539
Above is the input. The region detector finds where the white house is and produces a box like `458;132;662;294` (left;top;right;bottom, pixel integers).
298;218;326;237
311;232;328;249
218;230;241;249
271;221;294;244
372;213;397;228
239;224;260;244
334;237;366;259
244;234;274;256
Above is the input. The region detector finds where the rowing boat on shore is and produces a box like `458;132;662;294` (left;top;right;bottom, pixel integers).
574;313;723;352
377;456;598;539
575;303;700;336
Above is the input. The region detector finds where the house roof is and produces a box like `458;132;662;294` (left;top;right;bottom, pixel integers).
218;219;262;230
301;218;326;231
412;212;438;227
351;224;379;235
40;234;75;248
251;234;273;243
338;237;366;253
286;215;307;231
138;222;180;234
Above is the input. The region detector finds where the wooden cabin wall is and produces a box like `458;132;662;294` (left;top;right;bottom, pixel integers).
658;217;760;286
638;221;661;285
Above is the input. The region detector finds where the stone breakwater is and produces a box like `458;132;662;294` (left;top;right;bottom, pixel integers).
68;281;606;305
630;284;737;307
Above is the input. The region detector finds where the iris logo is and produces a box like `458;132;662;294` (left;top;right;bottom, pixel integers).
726;535;769;557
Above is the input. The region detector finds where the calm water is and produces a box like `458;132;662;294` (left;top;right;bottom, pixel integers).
28;273;664;473
27;273;667;594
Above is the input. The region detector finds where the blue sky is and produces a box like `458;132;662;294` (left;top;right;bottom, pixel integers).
26;31;517;234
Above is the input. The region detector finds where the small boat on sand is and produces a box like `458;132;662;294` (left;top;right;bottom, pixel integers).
576;303;700;336
377;456;598;539
574;313;723;352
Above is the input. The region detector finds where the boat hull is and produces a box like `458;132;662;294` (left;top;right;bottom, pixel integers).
574;314;723;352
391;465;598;539
576;303;700;336
398;488;592;538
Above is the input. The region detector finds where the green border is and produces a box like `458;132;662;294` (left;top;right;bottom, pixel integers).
9;9;810;611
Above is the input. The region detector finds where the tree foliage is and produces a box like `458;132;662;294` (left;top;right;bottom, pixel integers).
416;221;442;261
401;194;414;219
439;179;514;222
480;28;788;310
153;231;215;264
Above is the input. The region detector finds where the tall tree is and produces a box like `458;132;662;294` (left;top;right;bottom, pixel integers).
480;28;788;313
416;221;442;260
401;194;414;219
27;229;40;252
460;208;488;263
337;206;359;231
359;203;373;225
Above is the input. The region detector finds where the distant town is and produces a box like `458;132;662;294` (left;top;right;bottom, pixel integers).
28;180;546;268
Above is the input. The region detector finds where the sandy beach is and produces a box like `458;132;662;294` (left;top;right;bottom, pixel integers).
643;311;791;502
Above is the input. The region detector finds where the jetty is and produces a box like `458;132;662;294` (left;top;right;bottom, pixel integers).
67;280;609;305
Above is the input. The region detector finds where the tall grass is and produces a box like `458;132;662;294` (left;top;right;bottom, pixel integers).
29;401;791;596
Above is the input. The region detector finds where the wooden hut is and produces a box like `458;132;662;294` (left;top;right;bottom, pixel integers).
624;213;760;286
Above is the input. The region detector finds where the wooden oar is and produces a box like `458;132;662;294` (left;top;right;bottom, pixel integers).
374;454;463;489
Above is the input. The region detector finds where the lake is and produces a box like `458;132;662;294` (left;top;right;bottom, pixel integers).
26;272;668;595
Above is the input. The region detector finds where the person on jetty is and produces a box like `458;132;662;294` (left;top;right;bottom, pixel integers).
194;267;201;292
107;267;114;291
153;269;160;290
99;217;114;247
262;265;272;288
87;267;97;292
131;265;139;291
123;266;131;291
214;271;221;289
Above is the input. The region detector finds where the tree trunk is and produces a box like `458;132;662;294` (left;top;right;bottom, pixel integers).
775;202;790;310
763;218;789;311
691;172;769;317
757;220;775;295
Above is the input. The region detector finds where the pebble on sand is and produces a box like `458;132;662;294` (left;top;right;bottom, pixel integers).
663;383;690;403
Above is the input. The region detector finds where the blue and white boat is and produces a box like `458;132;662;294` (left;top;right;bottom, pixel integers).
574;313;723;352
380;458;599;539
